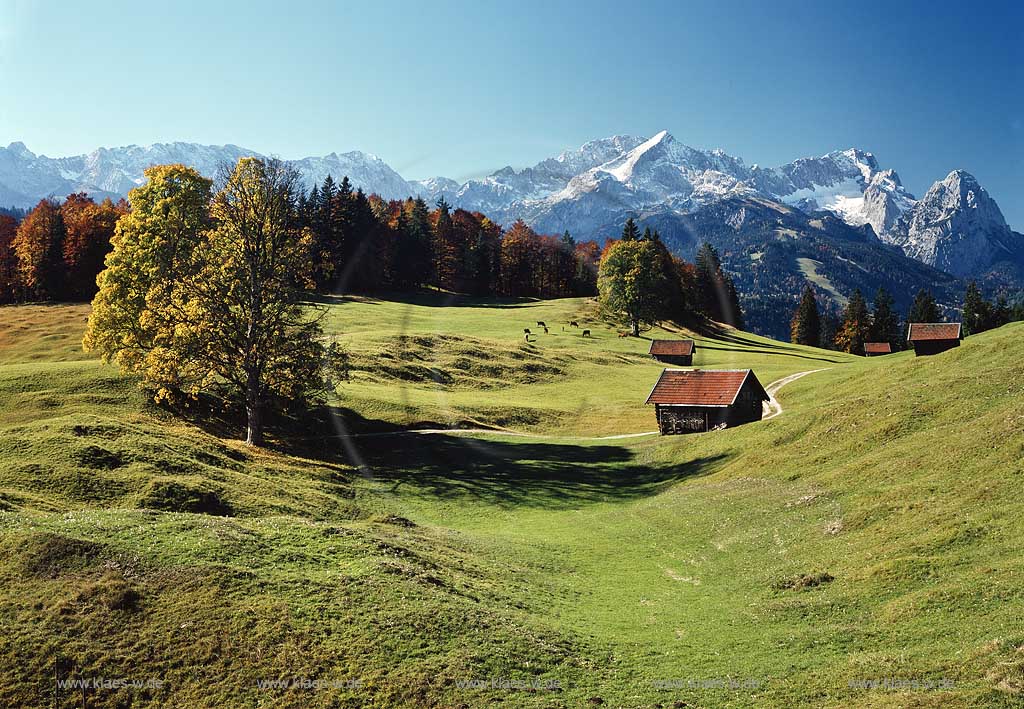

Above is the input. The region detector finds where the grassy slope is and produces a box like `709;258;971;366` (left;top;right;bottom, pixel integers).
1;297;1022;708
325;293;846;436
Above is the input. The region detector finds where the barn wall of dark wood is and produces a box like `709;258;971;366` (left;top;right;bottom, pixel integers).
912;339;960;356
652;354;693;366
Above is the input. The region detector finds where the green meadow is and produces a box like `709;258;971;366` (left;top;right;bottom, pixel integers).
1;294;1022;708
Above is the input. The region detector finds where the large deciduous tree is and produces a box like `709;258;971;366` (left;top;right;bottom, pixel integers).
13;199;65;300
85;164;214;377
86;159;343;447
61;193;126;300
598;237;668;336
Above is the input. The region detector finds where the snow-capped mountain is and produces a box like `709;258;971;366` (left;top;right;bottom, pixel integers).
0;141;414;206
749;148;918;237
2;132;1020;282
415;133;924;243
416;131;1019;282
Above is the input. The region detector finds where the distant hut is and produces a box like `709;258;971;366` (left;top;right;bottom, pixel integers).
645;369;770;435
863;342;892;357
907;323;962;356
648;339;695;366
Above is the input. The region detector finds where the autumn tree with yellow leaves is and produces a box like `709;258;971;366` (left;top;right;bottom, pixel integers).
85;159;344;446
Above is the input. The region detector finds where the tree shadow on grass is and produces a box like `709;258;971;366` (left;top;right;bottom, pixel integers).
164;398;728;511
351;434;729;510
312;291;545;310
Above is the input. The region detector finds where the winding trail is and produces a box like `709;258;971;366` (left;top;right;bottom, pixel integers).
341;369;828;441
761;368;829;422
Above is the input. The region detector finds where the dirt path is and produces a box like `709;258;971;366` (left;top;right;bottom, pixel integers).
341;369;828;441
761;368;829;422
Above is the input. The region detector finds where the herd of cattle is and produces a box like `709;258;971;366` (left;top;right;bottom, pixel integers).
523;321;590;341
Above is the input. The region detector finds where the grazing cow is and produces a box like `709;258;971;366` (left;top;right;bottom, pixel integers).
582;329;591;338
523;328;532;342
536;321;546;327
618;332;629;338
543;326;549;334
569;321;579;328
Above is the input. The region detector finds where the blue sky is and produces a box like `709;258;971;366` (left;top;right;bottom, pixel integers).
1;0;1021;226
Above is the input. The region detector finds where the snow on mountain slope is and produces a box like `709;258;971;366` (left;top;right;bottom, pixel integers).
0;141;413;206
750;148;917;237
418;136;922;246
2;132;1018;282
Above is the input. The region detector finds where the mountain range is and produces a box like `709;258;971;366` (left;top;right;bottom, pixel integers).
2;132;1021;336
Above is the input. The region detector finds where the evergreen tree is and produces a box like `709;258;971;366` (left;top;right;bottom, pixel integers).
962;281;992;336
1011;300;1024;323
432;196;457;290
391;205;416;290
723;274;744;329
790;285;821;346
908;288;941;324
407;197;433;286
621;217;640;242
819;311;841;351
0;214;20;304
693;242;741;326
834;289;872;354
992;295;1011;329
869;286;900;349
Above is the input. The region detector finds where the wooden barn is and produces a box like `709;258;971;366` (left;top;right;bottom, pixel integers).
863;342;892;357
645;369;770;435
907;323;962;356
649;339;696;366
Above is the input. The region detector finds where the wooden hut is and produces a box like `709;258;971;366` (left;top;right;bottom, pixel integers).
863;342;892;357
649;339;696;366
907;323;962;356
645;369;769;435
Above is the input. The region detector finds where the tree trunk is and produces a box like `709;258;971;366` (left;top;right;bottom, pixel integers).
246;400;263;447
631;318;640;337
245;369;263;447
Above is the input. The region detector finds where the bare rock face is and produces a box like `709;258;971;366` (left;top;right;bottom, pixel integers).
884;170;1023;277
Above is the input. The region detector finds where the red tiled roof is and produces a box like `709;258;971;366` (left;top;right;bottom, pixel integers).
863;342;892;354
649;339;695;356
645;369;767;406
907;323;961;342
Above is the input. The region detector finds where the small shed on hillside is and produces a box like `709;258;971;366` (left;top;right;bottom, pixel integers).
649;339;696;366
907;323;961;356
645;369;770;435
863;342;892;357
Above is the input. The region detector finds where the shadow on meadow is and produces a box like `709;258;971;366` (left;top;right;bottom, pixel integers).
348;433;729;510
162;391;725;512
314;291;545;310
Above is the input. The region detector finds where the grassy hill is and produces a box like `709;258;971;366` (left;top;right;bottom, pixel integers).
0;295;1021;708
